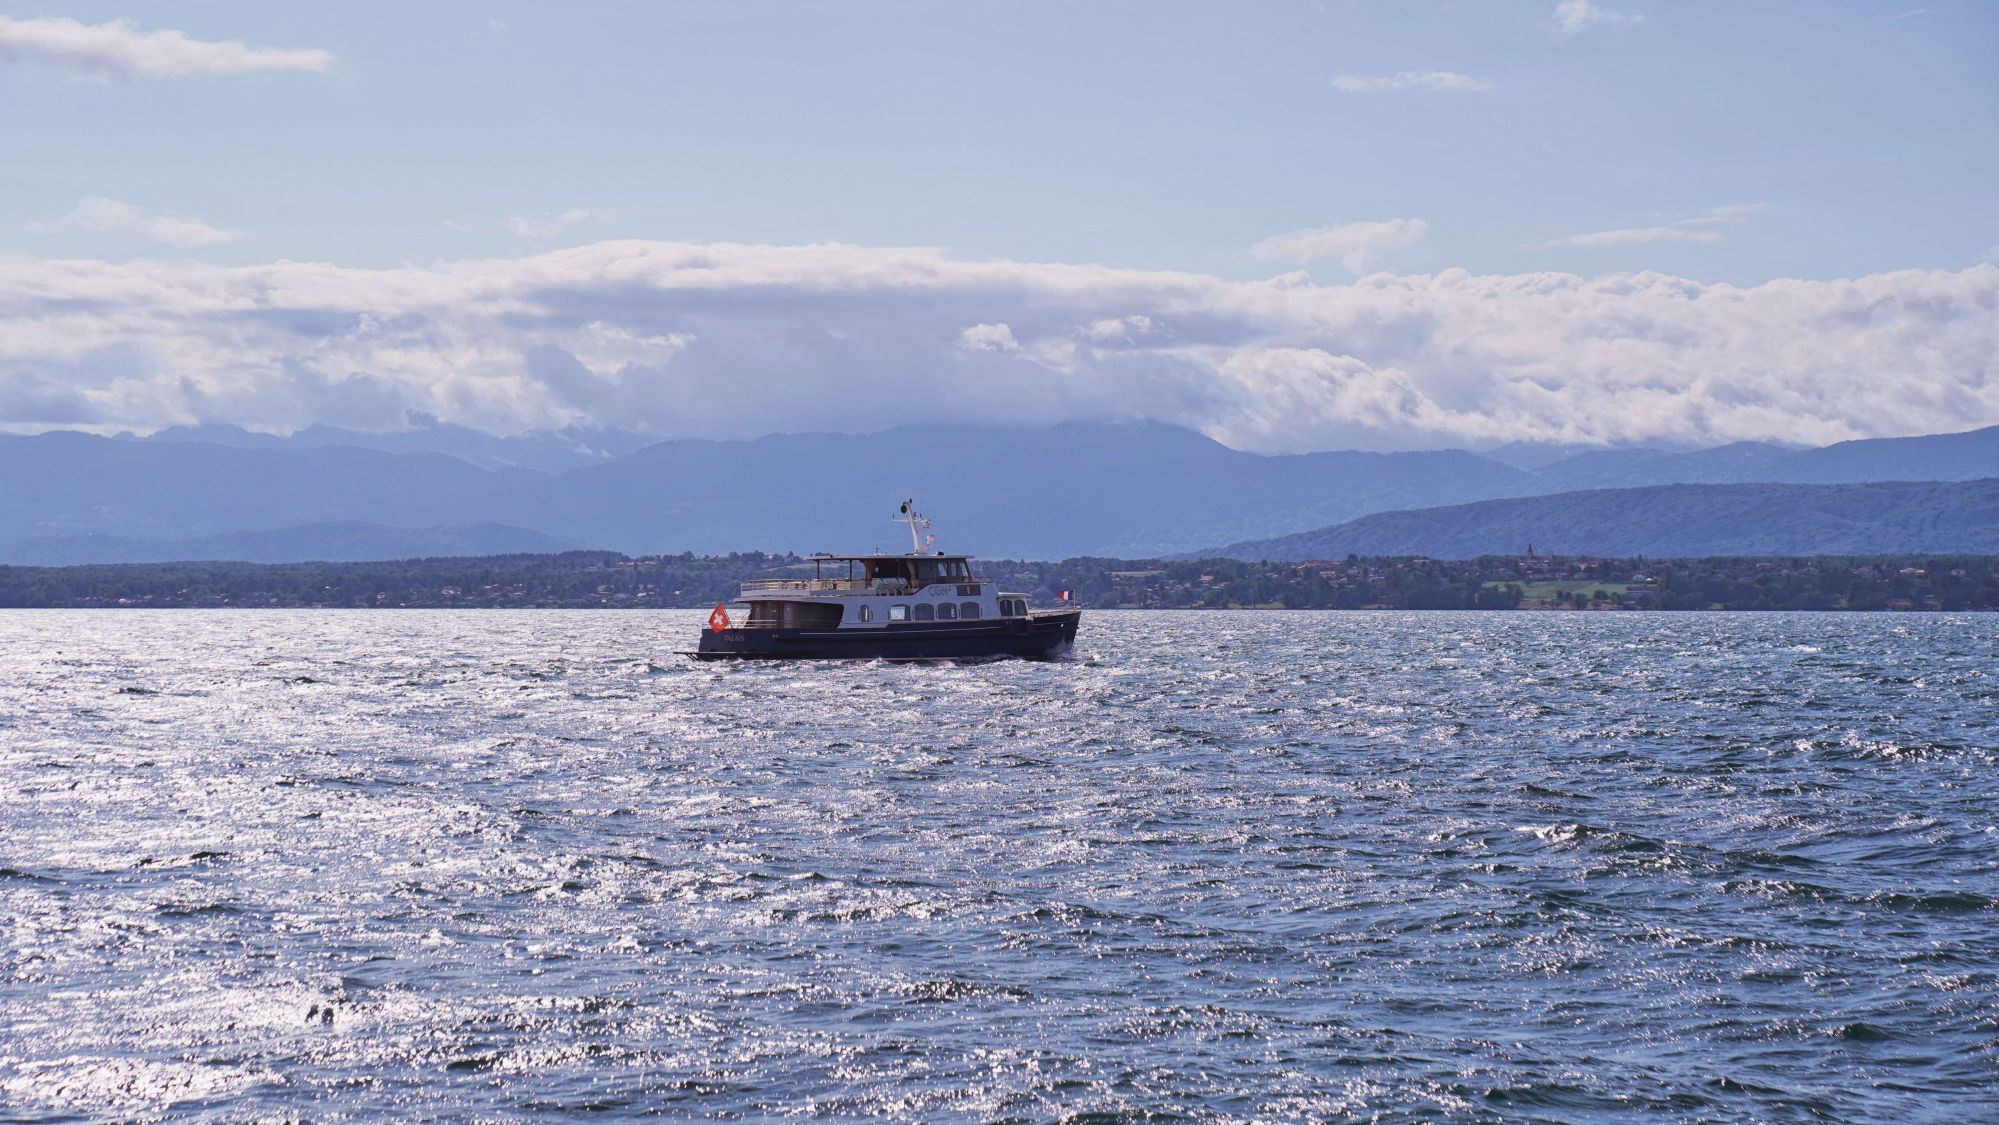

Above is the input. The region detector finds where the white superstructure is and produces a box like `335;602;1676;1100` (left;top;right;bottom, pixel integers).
727;501;1034;630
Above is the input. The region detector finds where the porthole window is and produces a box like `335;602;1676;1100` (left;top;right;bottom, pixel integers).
889;604;908;622
961;602;982;620
937;602;957;620
856;605;872;623
913;603;934;621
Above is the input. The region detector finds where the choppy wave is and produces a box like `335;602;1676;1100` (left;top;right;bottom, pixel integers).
2;609;1996;1119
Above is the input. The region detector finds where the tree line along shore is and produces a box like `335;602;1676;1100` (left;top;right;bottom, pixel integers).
1;552;1997;611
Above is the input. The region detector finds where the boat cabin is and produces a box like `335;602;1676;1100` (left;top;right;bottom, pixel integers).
693;499;1078;659
731;551;1035;631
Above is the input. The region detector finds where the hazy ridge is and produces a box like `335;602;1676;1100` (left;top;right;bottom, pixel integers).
0;522;579;567
5;421;1998;562
1213;480;1999;560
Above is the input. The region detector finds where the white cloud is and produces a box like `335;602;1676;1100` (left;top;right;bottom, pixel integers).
1681;202;1769;227
1548;202;1767;248
505;208;598;240
1250;219;1429;272
1547;227;1723;248
958;322;1020;352
1554;0;1643;34
28;197;242;248
1086;315;1155;344
1332;71;1493;93
0;15;332;78
0;241;1993;455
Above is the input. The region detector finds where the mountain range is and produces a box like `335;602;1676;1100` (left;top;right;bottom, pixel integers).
133;418;656;473
0;522;578;567
2;420;1996;563
1212;480;1999;561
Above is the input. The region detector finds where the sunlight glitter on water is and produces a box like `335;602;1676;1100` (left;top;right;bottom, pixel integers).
2;609;1997;1119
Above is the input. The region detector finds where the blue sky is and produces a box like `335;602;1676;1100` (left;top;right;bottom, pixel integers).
1;2;1995;450
6;1;1993;279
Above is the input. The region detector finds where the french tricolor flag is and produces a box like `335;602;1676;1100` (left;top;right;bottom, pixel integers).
1058;590;1071;601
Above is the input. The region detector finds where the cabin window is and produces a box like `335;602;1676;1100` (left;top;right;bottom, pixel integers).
867;560;919;587
889;604;908;621
855;605;872;623
961;602;982;620
913;603;934;621
937;602;956;620
755;601;842;629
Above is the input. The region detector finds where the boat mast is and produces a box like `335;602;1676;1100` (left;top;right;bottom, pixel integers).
894;499;935;554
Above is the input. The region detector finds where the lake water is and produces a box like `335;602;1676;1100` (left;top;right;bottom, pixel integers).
2;610;1995;1120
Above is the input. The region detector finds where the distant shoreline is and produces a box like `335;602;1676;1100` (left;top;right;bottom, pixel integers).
3;551;1996;612
2;605;1989;614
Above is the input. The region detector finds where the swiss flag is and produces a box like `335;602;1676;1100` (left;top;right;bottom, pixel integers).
708;604;730;633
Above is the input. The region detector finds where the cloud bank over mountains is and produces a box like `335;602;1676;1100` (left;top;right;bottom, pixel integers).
0;241;1994;454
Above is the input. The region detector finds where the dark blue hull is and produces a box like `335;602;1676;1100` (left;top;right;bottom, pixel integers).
693;609;1080;662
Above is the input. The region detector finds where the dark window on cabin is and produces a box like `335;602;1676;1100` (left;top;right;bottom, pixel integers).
751;601;840;628
913;603;934;621
785;602;843;629
937;602;956;620
961;602;981;620
855;605;872;623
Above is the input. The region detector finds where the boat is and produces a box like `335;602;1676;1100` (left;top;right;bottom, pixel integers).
689;501;1081;662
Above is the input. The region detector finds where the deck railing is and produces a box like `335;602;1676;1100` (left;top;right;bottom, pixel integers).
737;576;992;595
737;578;888;593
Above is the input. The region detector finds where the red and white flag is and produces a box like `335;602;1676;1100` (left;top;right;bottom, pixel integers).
1058;590;1071;601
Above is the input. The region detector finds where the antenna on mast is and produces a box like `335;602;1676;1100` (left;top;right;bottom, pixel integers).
894;499;934;554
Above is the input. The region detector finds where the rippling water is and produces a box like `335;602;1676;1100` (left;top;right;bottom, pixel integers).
3;610;1996;1120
